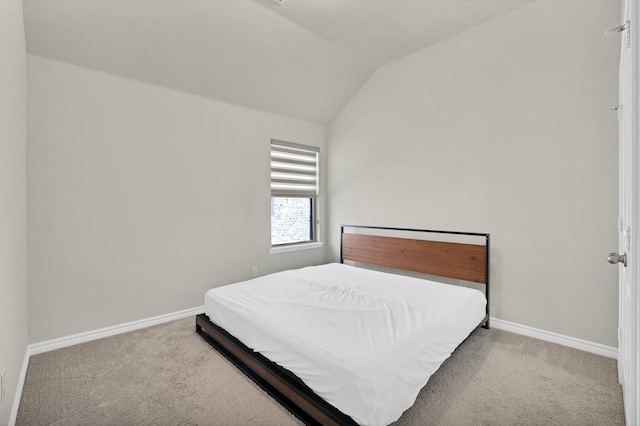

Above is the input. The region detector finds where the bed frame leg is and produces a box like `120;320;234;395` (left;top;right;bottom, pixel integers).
482;316;490;329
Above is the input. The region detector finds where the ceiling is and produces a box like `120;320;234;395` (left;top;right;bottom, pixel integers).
23;0;535;124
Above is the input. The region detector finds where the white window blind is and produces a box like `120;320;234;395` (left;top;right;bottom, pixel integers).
270;140;319;197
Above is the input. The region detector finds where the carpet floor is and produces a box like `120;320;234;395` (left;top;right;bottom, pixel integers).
16;317;625;425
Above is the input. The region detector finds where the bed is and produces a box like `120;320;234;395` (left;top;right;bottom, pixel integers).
196;225;490;426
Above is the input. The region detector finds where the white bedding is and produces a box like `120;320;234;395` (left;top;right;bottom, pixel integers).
204;263;486;426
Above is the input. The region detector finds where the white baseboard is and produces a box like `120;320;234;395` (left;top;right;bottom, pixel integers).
10;308;616;425
11;306;204;424
28;310;614;359
490;317;618;359
8;350;30;426
28;306;205;356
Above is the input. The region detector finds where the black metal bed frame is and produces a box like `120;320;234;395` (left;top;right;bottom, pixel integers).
196;225;491;425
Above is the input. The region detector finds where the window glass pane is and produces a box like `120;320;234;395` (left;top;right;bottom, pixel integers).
271;197;312;245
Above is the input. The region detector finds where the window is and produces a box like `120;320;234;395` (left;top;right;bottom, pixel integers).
270;140;319;247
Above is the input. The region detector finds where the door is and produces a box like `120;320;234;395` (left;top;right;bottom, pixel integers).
612;1;638;424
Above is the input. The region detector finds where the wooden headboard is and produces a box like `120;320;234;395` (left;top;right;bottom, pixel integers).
340;225;490;326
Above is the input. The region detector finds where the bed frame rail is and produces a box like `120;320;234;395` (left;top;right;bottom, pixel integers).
196;314;357;426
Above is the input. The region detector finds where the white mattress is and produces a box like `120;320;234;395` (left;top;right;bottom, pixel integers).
204;263;486;426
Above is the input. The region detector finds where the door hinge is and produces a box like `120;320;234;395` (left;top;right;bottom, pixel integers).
618;327;623;344
625;21;631;48
611;105;623;121
605;21;629;35
605;20;631;48
619;217;624;232
618;105;623;121
625;226;631;252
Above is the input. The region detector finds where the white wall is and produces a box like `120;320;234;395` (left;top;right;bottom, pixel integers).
0;0;28;422
27;55;327;343
327;0;620;346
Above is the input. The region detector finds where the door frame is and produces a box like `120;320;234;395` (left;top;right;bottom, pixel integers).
632;0;639;421
618;1;639;425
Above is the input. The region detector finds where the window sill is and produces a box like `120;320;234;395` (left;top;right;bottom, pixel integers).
269;241;324;255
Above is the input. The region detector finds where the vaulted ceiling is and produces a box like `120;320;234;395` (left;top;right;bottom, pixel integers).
23;0;535;124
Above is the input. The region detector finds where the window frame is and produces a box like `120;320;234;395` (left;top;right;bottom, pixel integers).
269;140;322;253
270;196;316;247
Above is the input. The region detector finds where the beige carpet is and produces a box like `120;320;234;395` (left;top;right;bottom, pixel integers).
16;317;625;425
